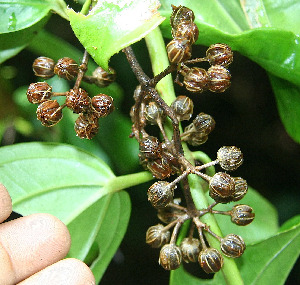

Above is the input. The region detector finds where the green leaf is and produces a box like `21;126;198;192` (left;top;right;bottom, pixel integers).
68;0;165;70
237;217;300;285
0;0;68;63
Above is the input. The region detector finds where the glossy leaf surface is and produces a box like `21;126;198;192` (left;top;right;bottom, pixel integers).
68;0;165;70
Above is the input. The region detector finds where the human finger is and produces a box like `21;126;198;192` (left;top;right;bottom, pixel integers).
0;183;12;223
17;258;95;285
0;213;71;284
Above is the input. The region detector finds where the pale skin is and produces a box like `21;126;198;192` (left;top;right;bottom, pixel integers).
0;184;96;285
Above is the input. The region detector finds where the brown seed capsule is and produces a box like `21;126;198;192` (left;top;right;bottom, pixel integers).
199;248;224;274
92;66;116;87
183;67;209;93
139;136;162;160
66;88;91;114
173;21;199;44
220;234;246;258
171;95;194;121
180;238;201;263
147;157;173;180
183;132;208;146
146;224;170;248
231;204;255;226
170;5;195;30
147;181;175;209
166;38;192;64
144;101;165;125
157;200;182;224
232;177;248;201
207;65;231;93
36;100;63;127
217;146;243;171
27;82;52;104
54;57;79;80
193;113;216;134
209;172;235;203
32;56;55;79
159;244;182;270
74;113;99;139
206;43;233;67
91;94;114;118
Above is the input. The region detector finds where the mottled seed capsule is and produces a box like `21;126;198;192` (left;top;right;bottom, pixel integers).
170;5;195;30
54;57;79;80
146;224;170;248
91;94;114;118
27;82;52;104
32;56;55;78
220;234;246;258
147;158;173;180
144;101;165;125
231;204;255;226
74;113;99;139
92;66;116;87
232;177;248;201
66;88;91;114
199;248;224;274
147;181;175;209
171;95;194;121
207;65;231;93
139;136;161;160
209;172;235;203
159;244;182;270
183;132;208;146
180;238;201;263
36;100;63;127
217;146;243;171
183;67;209;93
166;38;192;64
206;43;233;67
173;21;199;44
193;113;216;134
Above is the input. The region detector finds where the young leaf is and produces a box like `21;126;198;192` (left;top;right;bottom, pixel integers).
68;0;165;70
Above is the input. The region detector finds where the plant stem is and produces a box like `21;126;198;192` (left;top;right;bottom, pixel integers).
81;0;92;15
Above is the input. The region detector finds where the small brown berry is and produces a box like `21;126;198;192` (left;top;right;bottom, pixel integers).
183;67;209;93
173;21;199;44
144;101;165;125
159;244;182;270
217;146;243;171
209;172;235;203
66;88;91;114
232;177;248;201
27;82;52;104
207;65;231;93
139;136;162;160
231;204;255;226
147;158;173;180
32;56;55;78
166;38;192;64
92;66;116;87
180;238;201;263
54;57;79;80
170;5;195;30
220;234;245;258
170;95;194;121
74;113;99;139
36;100;63;127
147;181;175;209
206;43;233;67
146;224;170;248
91;94;114;118
199;248;223;274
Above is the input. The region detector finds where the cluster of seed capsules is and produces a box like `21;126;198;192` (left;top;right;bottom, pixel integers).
26;56;115;139
167;5;233;93
135;5;255;274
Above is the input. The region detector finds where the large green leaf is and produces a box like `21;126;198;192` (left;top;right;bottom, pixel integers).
0;0;68;63
159;0;300;143
68;0;165;70
0;142;153;283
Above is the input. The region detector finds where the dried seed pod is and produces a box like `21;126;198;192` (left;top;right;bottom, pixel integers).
159;244;182;270
36;100;63;127
54;57;79;80
220;234;246;258
91;94;114;118
232;177;248;201
32;56;55;79
146;224;170;248
183;132;208;146
206;43;233;67
157;200;182;224
207;65;231;93
139;136;162;160
170;5;195;30
209;172;235;203
144;101;165;125
183;67;209;93
66;88;91;114
173;21;199;44
171;95;194;121
92;66;116;87
198;248;224;274
166;38;192;64
74;113;99;139
231;204;255;226
180;238;201;263
147;157;173;180
193;113;216;134
217;146;243;171
147;181;175;209
27;82;52;104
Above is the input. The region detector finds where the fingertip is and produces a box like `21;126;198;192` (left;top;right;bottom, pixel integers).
0;183;12;223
